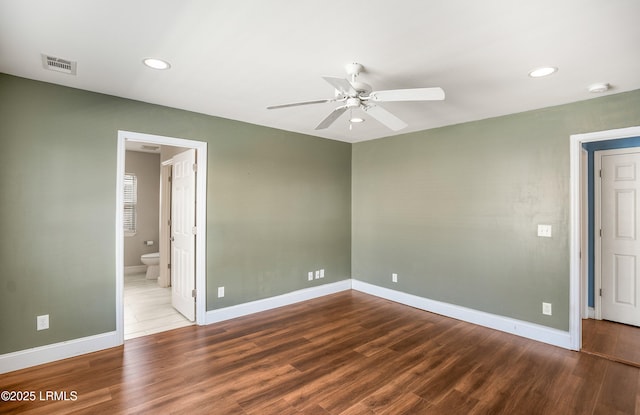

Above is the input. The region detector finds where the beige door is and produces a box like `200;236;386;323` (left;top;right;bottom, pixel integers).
597;149;640;326
171;149;196;321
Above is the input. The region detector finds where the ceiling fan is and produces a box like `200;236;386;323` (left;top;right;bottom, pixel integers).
267;63;445;131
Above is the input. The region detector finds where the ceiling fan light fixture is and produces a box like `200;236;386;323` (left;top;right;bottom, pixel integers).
528;66;557;78
143;58;171;70
267;61;443;131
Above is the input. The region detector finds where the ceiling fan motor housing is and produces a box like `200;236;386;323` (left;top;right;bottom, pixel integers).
346;97;361;108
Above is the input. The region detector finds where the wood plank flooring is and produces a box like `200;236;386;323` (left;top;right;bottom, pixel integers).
582;318;640;367
2;291;640;414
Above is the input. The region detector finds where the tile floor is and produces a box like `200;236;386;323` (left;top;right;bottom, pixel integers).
124;272;193;340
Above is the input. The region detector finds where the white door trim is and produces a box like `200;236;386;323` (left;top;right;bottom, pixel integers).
116;131;207;345
594;149;604;320
569;125;640;351
159;160;172;288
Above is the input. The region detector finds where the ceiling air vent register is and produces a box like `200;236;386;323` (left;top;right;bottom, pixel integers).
41;54;77;75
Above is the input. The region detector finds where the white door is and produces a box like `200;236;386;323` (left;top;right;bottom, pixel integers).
171;149;196;321
598;149;640;326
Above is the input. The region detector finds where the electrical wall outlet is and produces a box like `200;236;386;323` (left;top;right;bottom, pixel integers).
308;271;314;281
542;302;552;315
218;286;225;298
392;273;398;283
37;314;49;331
315;270;320;279
319;269;324;278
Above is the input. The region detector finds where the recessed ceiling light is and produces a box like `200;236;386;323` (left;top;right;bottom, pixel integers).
143;58;171;70
588;83;610;93
528;67;558;78
349;117;365;123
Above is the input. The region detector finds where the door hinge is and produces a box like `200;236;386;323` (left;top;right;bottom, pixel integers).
192;163;198;172
168;263;171;269
168;175;172;182
192;226;197;235
599;288;602;297
599;169;602;178
192;289;197;298
599;229;602;237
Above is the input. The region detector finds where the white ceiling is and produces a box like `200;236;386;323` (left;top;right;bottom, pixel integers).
1;0;639;143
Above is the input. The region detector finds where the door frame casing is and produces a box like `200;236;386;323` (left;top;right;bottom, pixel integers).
116;130;207;344
570;126;640;351
159;160;172;288
594;149;606;320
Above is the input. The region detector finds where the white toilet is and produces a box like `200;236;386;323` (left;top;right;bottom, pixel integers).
141;252;160;280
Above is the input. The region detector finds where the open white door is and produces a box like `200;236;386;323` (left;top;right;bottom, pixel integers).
597;149;640;327
171;149;196;321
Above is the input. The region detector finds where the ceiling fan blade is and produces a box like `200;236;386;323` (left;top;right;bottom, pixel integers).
369;87;445;102
267;99;333;110
315;106;347;130
363;105;408;131
322;77;357;96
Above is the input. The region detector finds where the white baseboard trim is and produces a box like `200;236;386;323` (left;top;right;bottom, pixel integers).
588;307;595;319
124;265;146;275
0;331;120;375
206;280;352;325
352;280;573;350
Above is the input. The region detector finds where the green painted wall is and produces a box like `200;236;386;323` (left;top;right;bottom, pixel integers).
0;74;352;354
1;71;639;356
352;89;640;331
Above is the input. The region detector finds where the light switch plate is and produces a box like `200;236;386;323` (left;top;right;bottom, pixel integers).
37;314;49;331
537;224;552;237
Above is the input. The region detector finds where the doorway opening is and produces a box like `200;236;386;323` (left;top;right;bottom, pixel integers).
593;148;640;326
570;125;640;358
116;131;207;344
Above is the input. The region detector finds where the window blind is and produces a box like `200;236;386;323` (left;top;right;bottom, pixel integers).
124;173;137;234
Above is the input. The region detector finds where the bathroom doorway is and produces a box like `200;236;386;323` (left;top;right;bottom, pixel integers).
116;131;207;344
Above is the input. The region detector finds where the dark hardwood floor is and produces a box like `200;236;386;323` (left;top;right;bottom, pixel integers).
2;291;640;414
582;318;640;368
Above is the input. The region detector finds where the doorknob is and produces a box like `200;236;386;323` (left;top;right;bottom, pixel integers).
171;236;175;242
